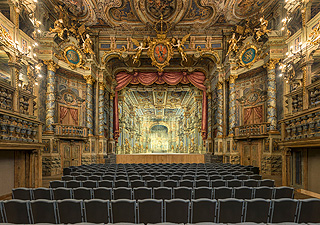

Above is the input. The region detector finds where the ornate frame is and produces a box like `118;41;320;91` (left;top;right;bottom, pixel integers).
238;44;259;68
147;39;174;72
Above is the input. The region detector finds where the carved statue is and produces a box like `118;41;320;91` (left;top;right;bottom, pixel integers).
124;138;130;154
255;17;270;41
83;34;95;55
226;33;240;56
131;38;150;64
49;19;67;40
189;138;195;153
172;34;190;62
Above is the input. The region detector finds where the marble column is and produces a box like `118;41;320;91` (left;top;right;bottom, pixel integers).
228;75;237;136
266;59;279;131
44;60;59;133
109;93;114;140
98;82;106;137
84;75;95;136
216;82;223;138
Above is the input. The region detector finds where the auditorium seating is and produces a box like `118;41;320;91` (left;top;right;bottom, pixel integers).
1;198;319;223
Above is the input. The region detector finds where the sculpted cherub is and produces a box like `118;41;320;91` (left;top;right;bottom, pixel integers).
49;19;66;40
255;17;271;41
83;34;95;56
172;33;190;62
226;33;241;56
131;38;150;64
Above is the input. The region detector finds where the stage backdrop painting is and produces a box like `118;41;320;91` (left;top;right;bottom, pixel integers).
113;71;208;144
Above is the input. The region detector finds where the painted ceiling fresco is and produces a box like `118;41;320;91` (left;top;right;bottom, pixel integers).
63;0;274;29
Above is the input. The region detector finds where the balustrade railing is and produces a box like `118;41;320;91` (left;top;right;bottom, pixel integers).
234;123;270;138
282;110;320;141
53;124;88;138
0;109;41;142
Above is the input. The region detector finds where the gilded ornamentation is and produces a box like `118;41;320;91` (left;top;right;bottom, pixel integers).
84;75;96;85
98;82;106;90
49;19;67;40
131;38;150;64
266;59;280;70
0;26;13;47
171;34;190;62
254;17;271;42
43;60;59;72
309;21;320;45
55;46;89;70
83;34;95;56
226;33;241;56
237;44;259;68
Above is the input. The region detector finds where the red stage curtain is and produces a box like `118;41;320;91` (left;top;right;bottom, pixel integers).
69;108;79;125
244;108;253;125
114;71;208;142
60;106;69;123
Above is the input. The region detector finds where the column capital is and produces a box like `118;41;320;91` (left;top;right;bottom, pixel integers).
44;60;59;73
98;82;106;90
84;75;96;85
216;81;223;90
228;75;238;84
265;59;280;70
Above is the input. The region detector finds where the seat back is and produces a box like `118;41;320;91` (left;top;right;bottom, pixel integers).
138;199;163;224
243;179;259;187
193;187;213;199
84;199;109;223
133;187;152;200
66;180;82;188
153;187;172;200
147;180;162;188
164;199;190;223
111;199;136;223
227;179;242;188
92;187;112;200
273;187;294;199
115;180;129;188
234;187;253;199
73;187;92;200
82;180;98;188
113;187;132;200
259;179;275;187
57;199;84;224
30;200;57;224
270;198;298;223
191;199;217;223
50;181;65;188
173;187;192;200
217;198;244;223
130;180;145;188
98;180;113;188
32;188;52;200
12;188;32;200
244;199;271;223
179;180;194;188
211;180;226;188
254;187;273;199
214;187;233;199
53;187;72;200
163;180;178;188
3;199;32;224
297;198;320;223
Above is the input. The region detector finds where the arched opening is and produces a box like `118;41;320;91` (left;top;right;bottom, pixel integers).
150;125;169;153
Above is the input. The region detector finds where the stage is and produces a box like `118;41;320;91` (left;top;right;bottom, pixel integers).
116;154;205;164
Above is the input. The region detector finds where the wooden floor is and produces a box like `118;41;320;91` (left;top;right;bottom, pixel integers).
116;154;205;164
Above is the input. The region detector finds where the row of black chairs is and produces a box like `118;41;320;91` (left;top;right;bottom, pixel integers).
2;198;319;224
65;163;259;175
62;174;260;182
67;170;254;177
13;186;294;201
51;179;272;189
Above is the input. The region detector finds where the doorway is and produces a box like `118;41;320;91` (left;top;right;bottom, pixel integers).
62;142;81;168
242;143;260;167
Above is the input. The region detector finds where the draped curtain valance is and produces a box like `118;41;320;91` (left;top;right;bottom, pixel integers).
113;71;208;142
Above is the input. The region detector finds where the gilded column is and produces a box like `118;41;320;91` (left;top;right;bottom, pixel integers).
84;75;95;136
98;82;106;137
44;60;59;133
266;59;279;131
216;82;223;138
229;75;237;136
110;93;114;140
